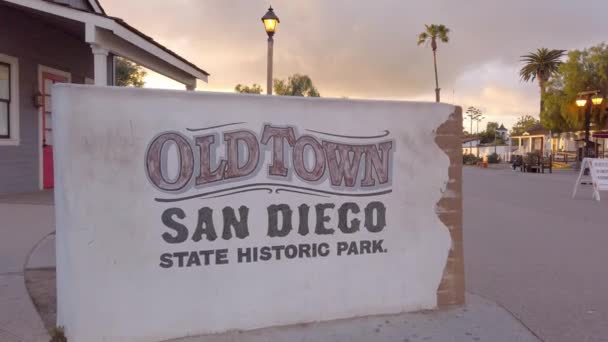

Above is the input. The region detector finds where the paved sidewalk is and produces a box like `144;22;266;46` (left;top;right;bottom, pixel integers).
0;192;54;342
464;167;608;342
167;293;539;342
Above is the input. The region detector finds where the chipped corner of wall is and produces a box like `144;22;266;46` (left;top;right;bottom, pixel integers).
434;106;465;307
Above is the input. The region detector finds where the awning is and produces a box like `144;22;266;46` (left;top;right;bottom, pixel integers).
593;132;608;138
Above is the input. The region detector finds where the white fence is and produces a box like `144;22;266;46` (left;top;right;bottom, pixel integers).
462;145;515;162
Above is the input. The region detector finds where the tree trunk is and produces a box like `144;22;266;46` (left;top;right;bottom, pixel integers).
538;76;545;114
432;45;440;102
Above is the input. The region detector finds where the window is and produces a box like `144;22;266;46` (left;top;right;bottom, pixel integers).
0;63;9;138
0;54;19;145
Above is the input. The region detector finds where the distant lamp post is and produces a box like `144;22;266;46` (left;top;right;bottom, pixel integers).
262;6;279;95
575;90;603;159
592;93;604;105
474;116;484;157
575;97;588;107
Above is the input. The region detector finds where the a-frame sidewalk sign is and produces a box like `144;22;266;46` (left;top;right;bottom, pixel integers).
572;158;608;201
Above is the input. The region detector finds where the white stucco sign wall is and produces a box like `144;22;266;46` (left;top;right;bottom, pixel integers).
53;85;463;341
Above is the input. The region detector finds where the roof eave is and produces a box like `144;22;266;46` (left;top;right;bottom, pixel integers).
112;19;209;77
87;0;105;15
3;0;209;83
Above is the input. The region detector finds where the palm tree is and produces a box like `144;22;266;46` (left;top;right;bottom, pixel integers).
417;24;450;103
519;48;566;114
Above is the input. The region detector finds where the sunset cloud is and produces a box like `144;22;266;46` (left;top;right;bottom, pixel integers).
101;0;608;129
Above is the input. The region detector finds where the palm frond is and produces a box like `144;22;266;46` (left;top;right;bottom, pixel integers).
417;32;429;45
519;48;566;83
418;24;450;46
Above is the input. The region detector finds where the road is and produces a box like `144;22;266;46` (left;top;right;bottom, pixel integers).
464;166;608;342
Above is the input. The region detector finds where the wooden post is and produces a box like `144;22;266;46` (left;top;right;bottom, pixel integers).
91;44;109;86
540;137;544;157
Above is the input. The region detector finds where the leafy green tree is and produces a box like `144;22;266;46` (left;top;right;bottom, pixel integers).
475;122;506;144
541;87;577;132
541;44;608;132
115;57;146;87
486;122;499;135
479;122;499;144
235;84;263;94
519;48;566;113
417;24;450;102
273;74;320;97
511;115;540;136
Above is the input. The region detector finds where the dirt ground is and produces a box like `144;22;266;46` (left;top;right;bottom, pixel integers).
25;268;56;333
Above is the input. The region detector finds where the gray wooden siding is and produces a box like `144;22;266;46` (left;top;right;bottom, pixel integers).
0;5;94;194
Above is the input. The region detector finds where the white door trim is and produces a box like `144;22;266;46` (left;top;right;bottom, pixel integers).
37;65;71;190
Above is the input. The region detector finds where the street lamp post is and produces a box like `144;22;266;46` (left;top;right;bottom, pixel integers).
575;90;604;159
262;6;280;95
475;115;484;158
475;116;484;135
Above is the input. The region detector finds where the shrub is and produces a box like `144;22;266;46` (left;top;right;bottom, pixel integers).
487;153;500;164
50;326;67;342
463;153;480;165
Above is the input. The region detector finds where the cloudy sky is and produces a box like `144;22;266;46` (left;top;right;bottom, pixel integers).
101;0;608;129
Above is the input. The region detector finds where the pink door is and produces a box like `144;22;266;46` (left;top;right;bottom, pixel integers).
42;71;69;189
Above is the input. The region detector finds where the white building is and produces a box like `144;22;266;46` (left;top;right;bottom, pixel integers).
511;124;608;165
